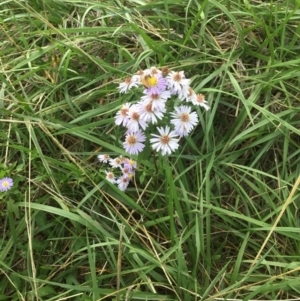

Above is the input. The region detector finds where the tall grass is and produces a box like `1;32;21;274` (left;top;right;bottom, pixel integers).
1;0;300;300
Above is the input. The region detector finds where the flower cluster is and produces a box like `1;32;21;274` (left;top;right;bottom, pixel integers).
0;177;13;192
115;67;210;156
98;155;137;191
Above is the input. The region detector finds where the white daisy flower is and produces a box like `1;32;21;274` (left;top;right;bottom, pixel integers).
118;76;140;93
126;104;148;132
178;86;197;103
148;66;162;76
98;154;110;163
150;126;179;156
105;171;116;183
123;130;146;155
167;71;190;95
109;157;123;168
170;105;198;137
138;101;166;124
192;94;210;111
115;103;131;126
140;90;171;111
117;175;130;191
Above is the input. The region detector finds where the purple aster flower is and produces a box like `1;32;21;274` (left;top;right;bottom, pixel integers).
0;177;13;192
142;73;168;95
123;158;137;170
123;130;146;155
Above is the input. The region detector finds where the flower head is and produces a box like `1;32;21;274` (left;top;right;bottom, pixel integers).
0;177;13;192
115;103;131;126
138;101;166;124
105;171;116;183
150;126;179;156
118;76;140;93
167;71;190;95
171;105;198;137
123;130;146;155
140;90;171;111
117;175;130;191
123;158;137;170
192;94;210;111
109;157;123;168
142;73;168;95
126;105;148;132
98;154;110;163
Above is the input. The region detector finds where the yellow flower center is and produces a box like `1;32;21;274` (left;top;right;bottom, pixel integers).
148;76;158;87
128;159;135;166
2;181;8;187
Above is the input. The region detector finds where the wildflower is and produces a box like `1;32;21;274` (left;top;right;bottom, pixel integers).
126;105;148;132
117;175;130;191
0;177;13;192
98;154;110;163
123;158;137;170
123;130;146;155
140;90;171;111
138;101;166;124
192;94;210;111
150;126;179;156
170;105;198;137
142;73;168;95
118;76;140;93
115;103;131;126
122;165;132;175
177;86;197;102
127;172;135;180
167;71;190;95
109;157;123;168
105;171;116;183
143;66;162;76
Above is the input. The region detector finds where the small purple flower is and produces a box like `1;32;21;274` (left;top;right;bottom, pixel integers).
0;177;13;192
143;73;168;95
123;158;137;170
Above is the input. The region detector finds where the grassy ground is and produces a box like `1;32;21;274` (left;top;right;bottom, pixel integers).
1;0;300;300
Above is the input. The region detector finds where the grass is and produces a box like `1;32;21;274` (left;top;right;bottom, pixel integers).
1;0;300;300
